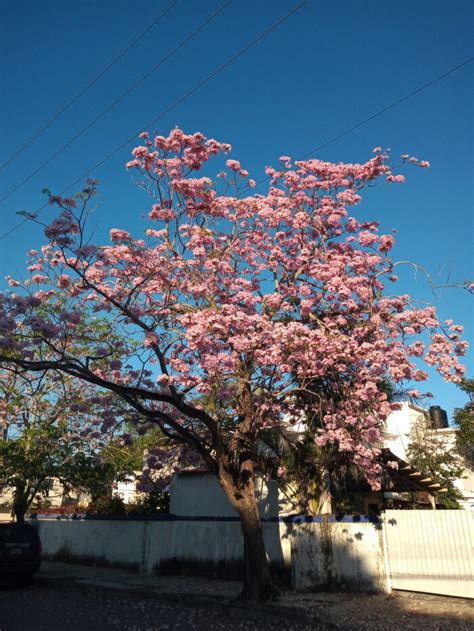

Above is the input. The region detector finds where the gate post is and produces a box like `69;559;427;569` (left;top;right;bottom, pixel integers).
381;512;393;594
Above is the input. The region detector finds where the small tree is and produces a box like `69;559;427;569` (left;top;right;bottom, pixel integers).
406;413;464;508
0;129;468;600
454;379;474;467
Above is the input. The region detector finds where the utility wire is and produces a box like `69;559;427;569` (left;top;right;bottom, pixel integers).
0;0;178;172
248;55;474;190
0;0;307;240
0;1;230;204
300;56;474;161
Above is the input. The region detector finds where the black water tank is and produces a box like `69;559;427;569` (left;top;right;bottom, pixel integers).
429;406;449;429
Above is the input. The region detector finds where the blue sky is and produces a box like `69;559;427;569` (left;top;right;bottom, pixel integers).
0;0;472;418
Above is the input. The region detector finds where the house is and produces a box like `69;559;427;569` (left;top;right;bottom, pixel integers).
0;471;143;520
113;474;143;504
382;402;474;510
0;479;87;521
169;402;474;517
170;470;295;518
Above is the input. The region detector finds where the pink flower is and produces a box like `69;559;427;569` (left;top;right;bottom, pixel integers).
110;229;131;242
226;159;241;172
57;275;71;288
378;234;395;252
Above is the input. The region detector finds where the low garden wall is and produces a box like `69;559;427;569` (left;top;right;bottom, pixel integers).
31;514;387;592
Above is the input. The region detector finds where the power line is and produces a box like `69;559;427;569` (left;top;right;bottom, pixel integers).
300;56;474;161
0;0;178;173
249;55;474;190
0;1;307;241
0;0;230;204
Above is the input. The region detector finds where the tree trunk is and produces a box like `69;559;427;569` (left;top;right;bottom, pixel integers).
316;468;332;515
217;460;275;602
12;485;28;525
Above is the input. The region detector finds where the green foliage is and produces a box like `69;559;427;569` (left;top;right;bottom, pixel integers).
453;379;474;467
126;490;170;516
83;490;170;517
407;419;465;509
101;426;164;473
0;413;76;522
0;367;160;521
62;455;121;503
86;495;127;516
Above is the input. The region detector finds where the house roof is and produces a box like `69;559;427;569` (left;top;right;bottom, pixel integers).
341;448;446;496
172;450;445;497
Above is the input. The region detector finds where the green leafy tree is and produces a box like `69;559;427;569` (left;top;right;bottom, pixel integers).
454;379;474;467
407;416;465;509
0;368;136;522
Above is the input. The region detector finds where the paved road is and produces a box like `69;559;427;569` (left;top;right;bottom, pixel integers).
0;578;319;631
2;564;472;631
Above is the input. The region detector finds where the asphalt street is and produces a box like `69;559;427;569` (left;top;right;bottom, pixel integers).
0;578;318;631
1;563;472;631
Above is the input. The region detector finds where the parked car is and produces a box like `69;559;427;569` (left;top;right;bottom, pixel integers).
0;522;41;585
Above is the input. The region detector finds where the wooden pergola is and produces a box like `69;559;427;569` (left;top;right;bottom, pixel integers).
375;448;447;509
341;448;446;510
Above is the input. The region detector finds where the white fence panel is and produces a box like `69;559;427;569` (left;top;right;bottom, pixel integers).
384;510;474;598
292;521;388;592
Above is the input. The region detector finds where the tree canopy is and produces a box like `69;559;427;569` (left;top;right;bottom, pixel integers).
0;365;154;521
0;128;468;600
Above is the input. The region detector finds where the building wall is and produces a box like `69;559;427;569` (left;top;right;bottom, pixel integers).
170;472;297;518
114;476;142;505
0;478;85;510
382;402;427;461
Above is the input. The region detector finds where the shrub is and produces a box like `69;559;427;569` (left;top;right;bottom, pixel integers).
126;491;170;516
86;495;126;516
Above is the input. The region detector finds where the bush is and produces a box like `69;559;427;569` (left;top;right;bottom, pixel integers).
126;491;170;516
85;495;126;516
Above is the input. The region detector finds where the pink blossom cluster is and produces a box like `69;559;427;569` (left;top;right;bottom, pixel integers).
0;128;468;489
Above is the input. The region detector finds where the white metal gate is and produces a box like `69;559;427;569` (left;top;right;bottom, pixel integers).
383;510;474;598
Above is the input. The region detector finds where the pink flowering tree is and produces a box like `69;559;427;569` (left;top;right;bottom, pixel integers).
0;129;468;600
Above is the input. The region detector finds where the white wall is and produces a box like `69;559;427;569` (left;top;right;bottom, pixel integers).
144;519;292;574
292;521;387;592
115;478;141;505
29;511;474;598
36;519;146;570
381;405;474;509
32;516;386;592
382;402;427;461
170;472;295;518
